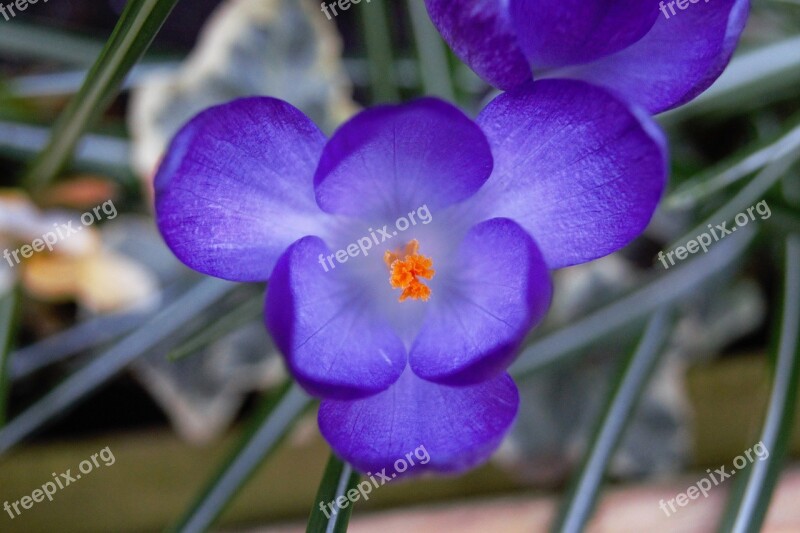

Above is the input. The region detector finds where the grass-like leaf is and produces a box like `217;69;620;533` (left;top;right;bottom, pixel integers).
171;382;312;533
718;234;800;533
672;148;800;248
5;62;180;99
0;22;101;65
0;119;132;178
511;223;754;379
306;454;361;533
167;296;263;361
405;0;455;100
23;0;178;191
665;119;800;210
768;207;800;236
0;288;19;427
0;278;233;455
552;309;674;533
359;0;399;103
10;307;148;380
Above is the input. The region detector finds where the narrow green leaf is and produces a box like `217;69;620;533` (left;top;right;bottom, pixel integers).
167;296;263;361
405;0;455;100
5;62;180;99
718;234;800;533
306;454;361;533
767;207;800;236
511;223;754;379
0;279;233;455
671;148;800;249
9;307;147;381
172;382;312;533
665;119;800;211
359;0;400;103
0;288;19;427
0;23;102;65
553;309;674;533
23;0;179;191
0;120;132;178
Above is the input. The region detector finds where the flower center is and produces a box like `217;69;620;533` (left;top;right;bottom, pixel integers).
383;239;435;302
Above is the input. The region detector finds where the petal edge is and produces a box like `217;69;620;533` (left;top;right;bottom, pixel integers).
155;97;327;281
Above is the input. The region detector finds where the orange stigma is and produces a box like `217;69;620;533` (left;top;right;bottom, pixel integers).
383;239;435;302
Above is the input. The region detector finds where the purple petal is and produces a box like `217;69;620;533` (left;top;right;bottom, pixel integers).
155;97;328;282
474;80;667;269
559;0;750;114
509;0;658;68
410;218;551;385
314;98;493;220
266;236;406;399
319;368;519;474
424;0;531;90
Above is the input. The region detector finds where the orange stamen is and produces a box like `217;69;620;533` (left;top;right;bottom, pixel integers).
383;239;435;302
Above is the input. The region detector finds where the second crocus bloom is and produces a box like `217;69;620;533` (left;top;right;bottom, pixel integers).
425;0;749;114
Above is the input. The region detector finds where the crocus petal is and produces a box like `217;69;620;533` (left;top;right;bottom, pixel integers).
266;236;406;399
410;218;551;385
474;80;667;269
155;97;328;282
509;0;658;69
424;0;531;90
314;100;493;220
559;0;749;114
319;368;519;474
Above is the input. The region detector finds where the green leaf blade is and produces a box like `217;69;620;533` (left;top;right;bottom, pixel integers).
306;454;361;533
0;279;233;455
23;0;179;191
511;224;753;378
0;288;19;427
718;234;800;533
173;382;312;533
553;309;674;533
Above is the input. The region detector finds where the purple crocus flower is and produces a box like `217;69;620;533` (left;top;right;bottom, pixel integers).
425;0;749;114
155;79;666;473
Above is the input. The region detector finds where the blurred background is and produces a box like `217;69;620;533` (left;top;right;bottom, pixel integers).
0;0;799;531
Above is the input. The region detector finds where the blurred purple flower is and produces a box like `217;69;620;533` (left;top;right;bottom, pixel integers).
154;79;667;473
425;0;749;113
